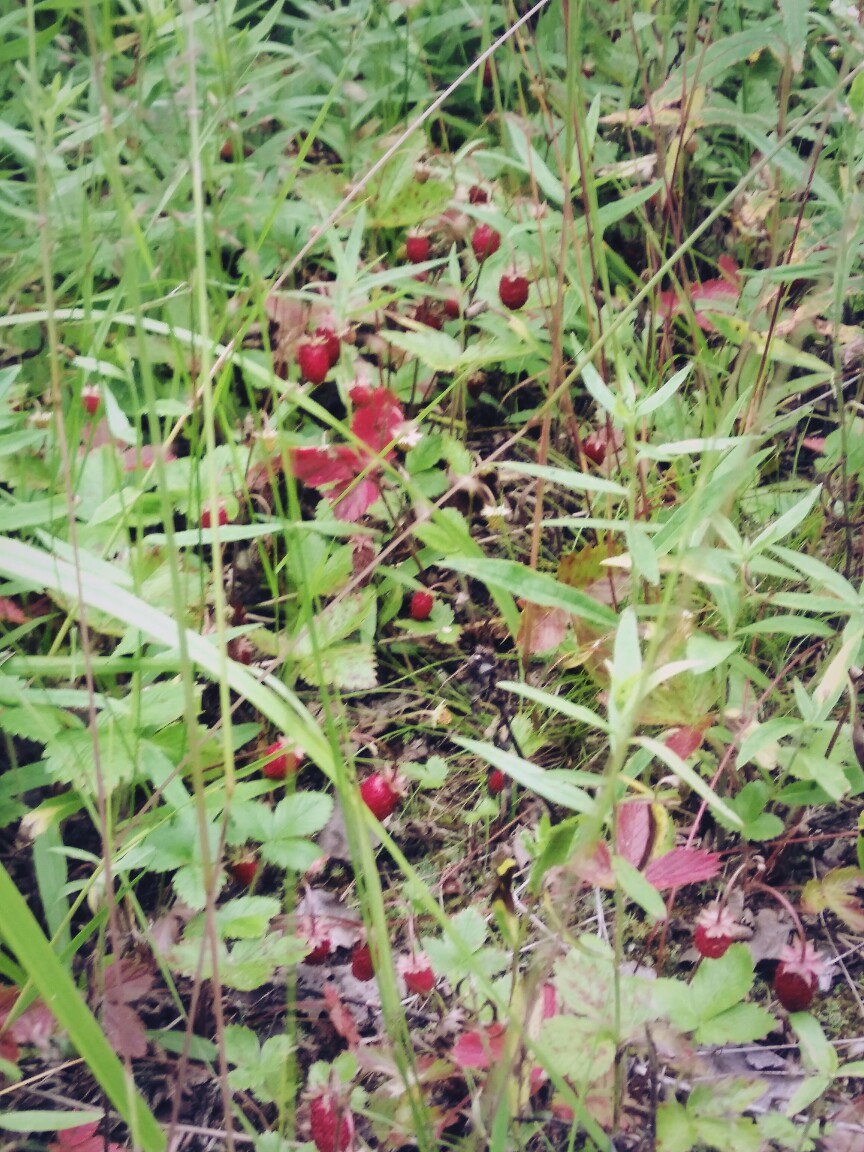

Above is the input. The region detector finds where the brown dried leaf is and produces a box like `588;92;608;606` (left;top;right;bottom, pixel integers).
516;602;569;656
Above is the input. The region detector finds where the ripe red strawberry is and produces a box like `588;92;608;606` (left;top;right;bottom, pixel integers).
351;942;374;982
443;296;461;320
582;429;607;465
297;338;331;385
81;385;101;416
468;184;489;204
406;233;431;263
309;1089;353;1152
471;223;501;261
314;326;341;368
399;953;435;995
499;272;529;310
693;902;744;959
262;739;302;780
231;854;259;887
201;504;228;529
360;773;400;820
487;768;506;796
409;590;434;621
773;941;828;1012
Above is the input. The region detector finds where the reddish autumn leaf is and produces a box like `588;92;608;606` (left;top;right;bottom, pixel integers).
0;985;57;1061
0;598;28;625
349;385;405;454
664;725;707;759
452;1022;507;1069
643;846;721;890
657;258;741;332
616;800;653;871
48;1121;125;1152
290;387;406;521
95;959;153;1060
322;984;362;1050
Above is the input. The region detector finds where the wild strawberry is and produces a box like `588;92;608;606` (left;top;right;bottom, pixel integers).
488;768;506;796
262;739;303;781
81;385;101;416
498;272;529;311
201;504;228;529
471;223;501;262
443;296;461;320
360;773;400;820
314;326;341;368
693;903;744;959
297;338;331;385
406;233;431;263
309;1089;353;1152
351;942;374;982
773;940;829;1012
409;590;434;621
231;854;259;887
399;953;435;995
582;429;607;465
468;184;489;204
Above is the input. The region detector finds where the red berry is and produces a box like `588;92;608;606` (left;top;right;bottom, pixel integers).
498;272;529;310
582;430;606;465
81;385;101;416
297;338;331;385
351;943;374;982
694;923;732;959
774;966;816;1012
488;769;506;796
471;223;501;262
443;296;461;319
409;590;434;621
468;185;489;204
401;957;435;995
262;739;302;780
305;936;332;965
360;773;400;820
231;855;259;887
314;326;341;368
406;233;431;263
309;1090;353;1152
201;504;228;529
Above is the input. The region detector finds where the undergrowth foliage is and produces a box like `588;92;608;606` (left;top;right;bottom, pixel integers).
0;1;863;1150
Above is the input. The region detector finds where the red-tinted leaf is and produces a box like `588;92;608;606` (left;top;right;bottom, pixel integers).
350;387;404;455
664;726;707;759
322;984;361;1051
657;260;741;332
616;801;653;870
643;846;721;890
49;1122;125;1152
452;1023;506;1070
573;841;615;888
0;985;57;1055
97;959;153;1060
291;445;363;488
0;598;28;625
